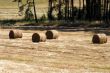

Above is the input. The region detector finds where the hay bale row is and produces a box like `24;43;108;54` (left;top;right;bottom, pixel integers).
9;30;22;39
9;30;59;43
32;30;59;43
92;33;107;44
9;30;107;44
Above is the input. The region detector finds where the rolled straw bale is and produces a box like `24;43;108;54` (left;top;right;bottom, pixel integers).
92;33;107;44
32;33;46;42
9;30;22;39
46;30;59;39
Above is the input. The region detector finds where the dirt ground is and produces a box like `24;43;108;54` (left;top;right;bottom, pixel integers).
0;29;110;73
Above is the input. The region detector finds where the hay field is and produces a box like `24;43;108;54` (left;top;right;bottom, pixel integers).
0;29;110;73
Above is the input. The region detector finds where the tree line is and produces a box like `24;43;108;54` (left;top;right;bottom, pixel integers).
13;0;110;22
48;0;110;22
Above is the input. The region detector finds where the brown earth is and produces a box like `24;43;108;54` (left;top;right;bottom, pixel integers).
0;29;110;73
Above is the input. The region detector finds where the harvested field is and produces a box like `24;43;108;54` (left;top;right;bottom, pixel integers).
0;29;110;73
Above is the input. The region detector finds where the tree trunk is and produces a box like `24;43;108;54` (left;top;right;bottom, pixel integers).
58;0;62;20
33;0;38;22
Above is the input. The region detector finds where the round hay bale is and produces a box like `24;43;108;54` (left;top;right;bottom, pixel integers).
32;33;46;42
9;30;22;39
92;33;107;44
46;30;59;39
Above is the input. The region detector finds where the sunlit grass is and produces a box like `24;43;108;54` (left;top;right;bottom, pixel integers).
0;54;33;63
0;0;48;8
92;65;110;70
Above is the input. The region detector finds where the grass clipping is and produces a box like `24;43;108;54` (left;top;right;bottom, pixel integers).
46;30;59;39
32;32;46;43
92;33;107;44
9;30;22;39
